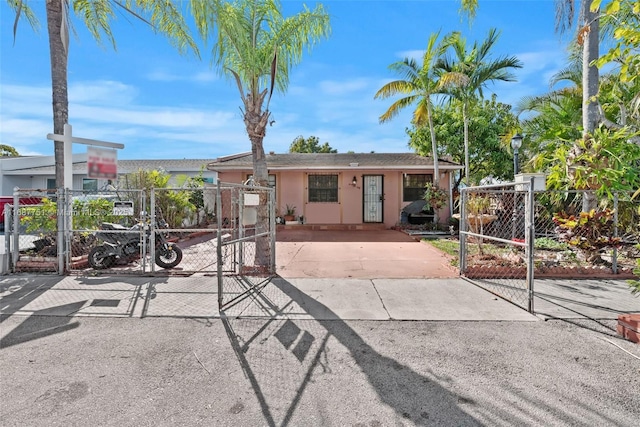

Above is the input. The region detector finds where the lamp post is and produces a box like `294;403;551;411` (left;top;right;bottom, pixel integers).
511;133;523;176
510;133;523;244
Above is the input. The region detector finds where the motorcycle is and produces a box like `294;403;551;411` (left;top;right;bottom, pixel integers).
88;218;183;270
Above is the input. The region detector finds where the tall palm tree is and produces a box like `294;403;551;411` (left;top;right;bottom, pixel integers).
191;0;330;267
555;0;600;210
8;0;197;189
191;0;330;188
438;28;523;185
374;31;454;190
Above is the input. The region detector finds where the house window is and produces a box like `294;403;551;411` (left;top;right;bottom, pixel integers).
47;178;56;190
308;174;338;203
246;174;276;188
83;179;98;192
403;174;432;202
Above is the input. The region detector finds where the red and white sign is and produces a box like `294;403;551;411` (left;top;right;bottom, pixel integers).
87;146;117;179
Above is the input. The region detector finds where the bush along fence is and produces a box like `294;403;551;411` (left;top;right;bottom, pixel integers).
4;182;276;290
459;184;640;312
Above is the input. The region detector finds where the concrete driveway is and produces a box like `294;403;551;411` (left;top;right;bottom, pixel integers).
276;228;457;279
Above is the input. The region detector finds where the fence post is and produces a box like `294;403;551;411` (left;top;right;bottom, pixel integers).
459;188;467;274
12;189;20;274
270;186;276;274
4;204;10;274
149;190;155;273
216;180;223;308
525;179;535;313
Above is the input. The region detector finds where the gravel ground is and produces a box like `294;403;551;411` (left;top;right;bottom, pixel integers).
1;315;639;426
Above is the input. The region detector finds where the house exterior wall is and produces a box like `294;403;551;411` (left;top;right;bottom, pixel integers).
218;168;454;228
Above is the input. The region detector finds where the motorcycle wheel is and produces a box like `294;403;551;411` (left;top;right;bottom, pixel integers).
155;244;183;269
88;245;115;269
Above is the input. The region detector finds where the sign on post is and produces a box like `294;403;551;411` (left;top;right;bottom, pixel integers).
87;146;118;179
113;201;134;216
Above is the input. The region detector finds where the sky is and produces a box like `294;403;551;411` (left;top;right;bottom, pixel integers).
0;0;574;160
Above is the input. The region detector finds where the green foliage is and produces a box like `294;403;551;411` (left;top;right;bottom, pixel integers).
423;182;448;210
408;96;518;184
285;204;296;216
534;237;569;251
19;198;57;234
466;194;491;215
552;209;621;253
0;144;19;157
629;253;640;295
19;197;121;234
289;136;336;153
594;0;640;83
543;126;640;195
120;168;197;228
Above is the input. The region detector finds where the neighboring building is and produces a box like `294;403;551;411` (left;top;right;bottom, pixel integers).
207;152;463;228
0;153;217;195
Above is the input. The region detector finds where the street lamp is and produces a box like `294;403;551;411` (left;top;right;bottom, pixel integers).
511;133;523;176
510;133;523;244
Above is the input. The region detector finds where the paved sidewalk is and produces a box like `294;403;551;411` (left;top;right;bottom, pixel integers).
2;274;637;321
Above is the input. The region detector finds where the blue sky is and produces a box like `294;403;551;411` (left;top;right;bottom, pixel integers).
0;0;571;160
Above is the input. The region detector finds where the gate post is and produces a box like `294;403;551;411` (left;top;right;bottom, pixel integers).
525;178;535;313
216;180;223;308
12;190;20;274
459;188;467;273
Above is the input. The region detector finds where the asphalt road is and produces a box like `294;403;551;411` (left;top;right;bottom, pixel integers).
1;315;638;426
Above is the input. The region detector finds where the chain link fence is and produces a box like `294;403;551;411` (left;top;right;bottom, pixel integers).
3;189;59;273
216;181;276;311
459;182;535;312
532;191;639;275
460;184;640;313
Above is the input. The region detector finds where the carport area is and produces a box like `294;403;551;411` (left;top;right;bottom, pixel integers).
275;228;457;279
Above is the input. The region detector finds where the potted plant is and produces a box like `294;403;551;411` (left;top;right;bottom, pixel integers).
283;204;296;222
423;182;448;224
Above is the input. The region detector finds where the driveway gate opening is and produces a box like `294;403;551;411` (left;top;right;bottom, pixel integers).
459;181;535;312
6;182;276;310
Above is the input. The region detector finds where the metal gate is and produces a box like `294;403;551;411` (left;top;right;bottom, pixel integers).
459;181;535;312
6;182;276;303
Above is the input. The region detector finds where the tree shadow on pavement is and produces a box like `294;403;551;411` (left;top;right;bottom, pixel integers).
0;301;84;349
220;276;480;427
0;275;63;324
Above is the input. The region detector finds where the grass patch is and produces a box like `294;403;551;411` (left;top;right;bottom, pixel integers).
426;238;460;266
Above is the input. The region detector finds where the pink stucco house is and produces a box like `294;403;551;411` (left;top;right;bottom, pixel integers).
207;152;462;229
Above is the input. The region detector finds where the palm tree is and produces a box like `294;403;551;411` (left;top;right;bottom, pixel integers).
7;0;197;189
375;31;456;193
191;0;330;267
438;28;523;185
554;0;600;210
191;0;330;188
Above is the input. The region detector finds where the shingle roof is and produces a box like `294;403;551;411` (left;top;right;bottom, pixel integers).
207;152;462;171
10;159;215;174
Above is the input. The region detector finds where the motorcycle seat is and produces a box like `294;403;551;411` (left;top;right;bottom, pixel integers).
101;223;127;230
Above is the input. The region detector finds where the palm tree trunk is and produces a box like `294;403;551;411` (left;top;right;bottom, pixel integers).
463;101;470;186
581;5;600;212
426;101;441;224
427;102;440;187
243;91;271;269
46;0;69;189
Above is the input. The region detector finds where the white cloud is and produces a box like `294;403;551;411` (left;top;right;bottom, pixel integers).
69;80;138;104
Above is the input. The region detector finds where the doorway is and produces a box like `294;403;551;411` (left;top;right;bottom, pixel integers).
363;175;383;223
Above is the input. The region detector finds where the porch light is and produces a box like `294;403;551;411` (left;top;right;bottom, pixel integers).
351;176;357;187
